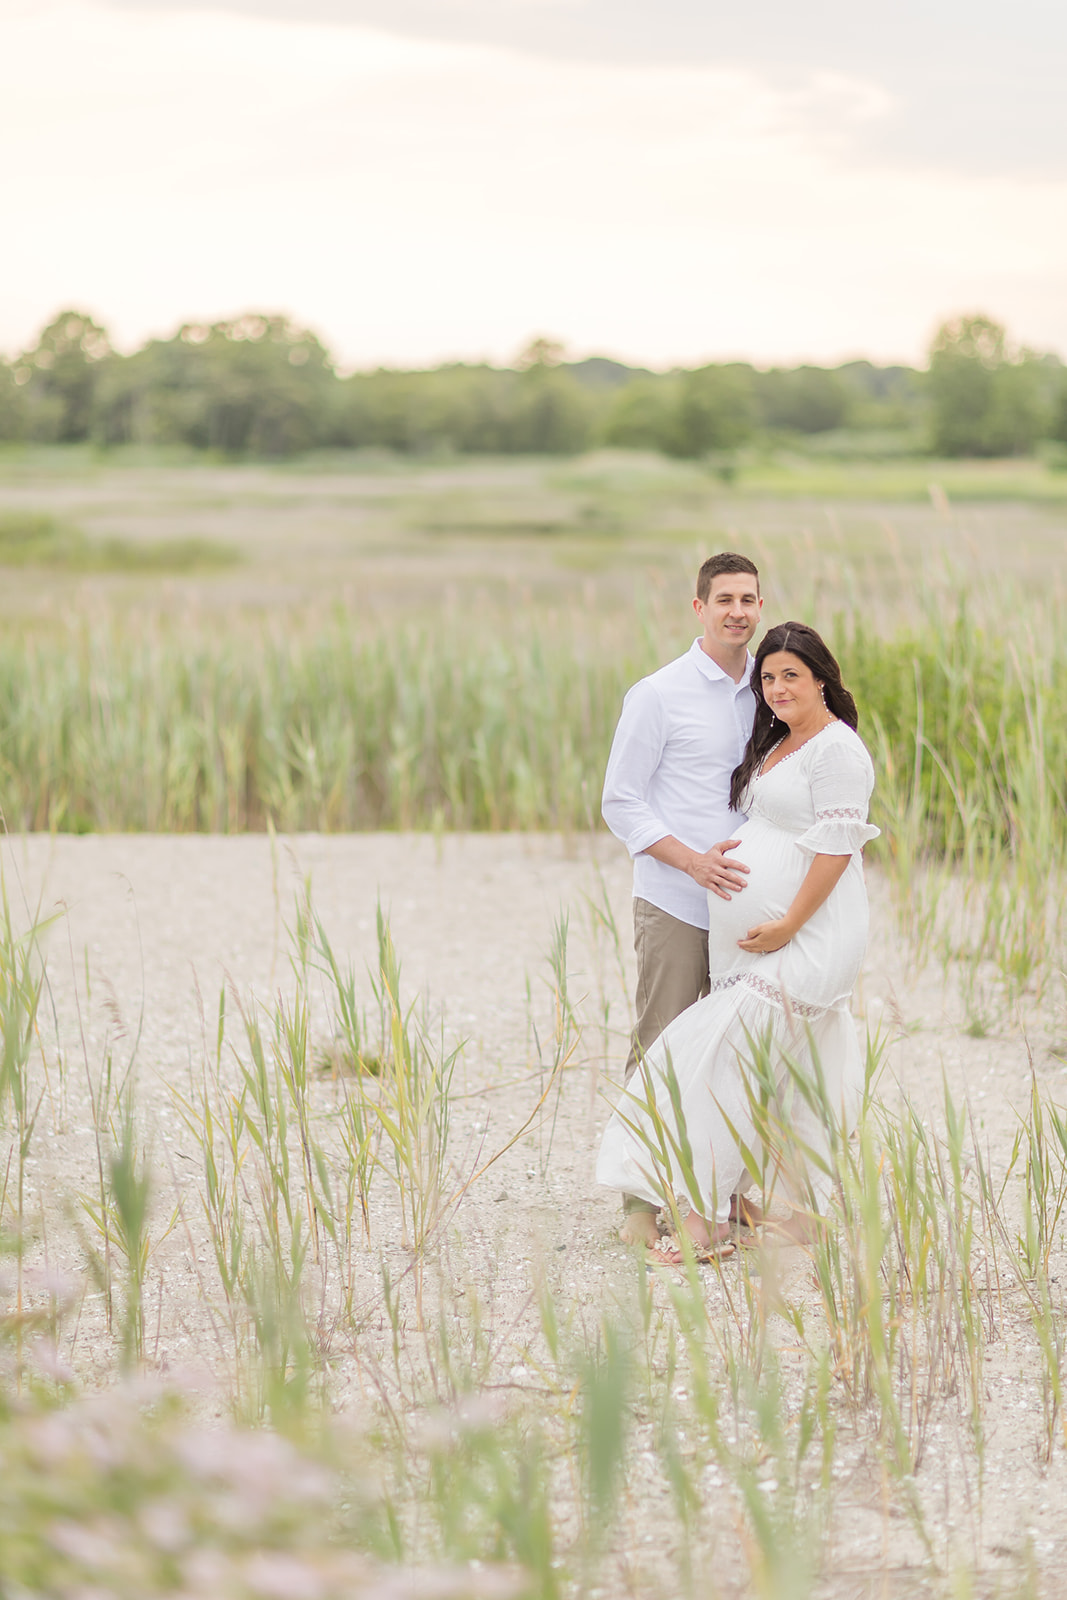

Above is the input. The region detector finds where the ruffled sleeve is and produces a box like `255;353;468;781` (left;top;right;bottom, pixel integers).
796;729;880;857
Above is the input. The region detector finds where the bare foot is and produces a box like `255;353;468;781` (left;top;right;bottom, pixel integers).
619;1211;661;1249
656;1212;735;1264
761;1212;824;1248
729;1195;763;1229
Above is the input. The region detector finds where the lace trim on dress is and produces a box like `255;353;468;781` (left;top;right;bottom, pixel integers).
814;806;867;822
709;970;827;1019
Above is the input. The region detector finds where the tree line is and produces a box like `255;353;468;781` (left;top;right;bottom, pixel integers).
2;310;1064;461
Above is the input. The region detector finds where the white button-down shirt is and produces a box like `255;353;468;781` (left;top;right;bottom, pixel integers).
602;639;756;930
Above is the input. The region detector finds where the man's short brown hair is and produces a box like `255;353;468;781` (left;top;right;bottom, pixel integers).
696;552;760;603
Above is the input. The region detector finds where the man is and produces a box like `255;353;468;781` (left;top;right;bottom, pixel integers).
601;553;762;1247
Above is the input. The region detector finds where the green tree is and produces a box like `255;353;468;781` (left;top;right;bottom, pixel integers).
0;362;24;441
1049;373;1067;447
496;339;591;453
507;367;592;453
600;378;677;451
336;365;527;454
14;310;111;442
663;364;754;459
516;337;565;370
95;314;335;456
752;365;850;433
927;314;1049;456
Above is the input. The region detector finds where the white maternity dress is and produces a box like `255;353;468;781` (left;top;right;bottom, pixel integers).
597;720;878;1222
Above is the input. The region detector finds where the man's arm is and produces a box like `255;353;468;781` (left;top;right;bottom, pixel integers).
603;680;750;900
601;681;673;854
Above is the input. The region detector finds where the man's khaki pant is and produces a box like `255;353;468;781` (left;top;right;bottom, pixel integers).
622;897;710;1217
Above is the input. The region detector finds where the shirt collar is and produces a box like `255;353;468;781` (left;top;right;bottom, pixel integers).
688;637;755;689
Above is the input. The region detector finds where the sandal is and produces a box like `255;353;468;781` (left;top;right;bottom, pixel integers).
650;1231;736;1267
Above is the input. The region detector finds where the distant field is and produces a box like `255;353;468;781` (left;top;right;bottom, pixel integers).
0;447;1064;633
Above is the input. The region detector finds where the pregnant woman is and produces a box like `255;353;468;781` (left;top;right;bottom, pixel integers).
597;621;878;1259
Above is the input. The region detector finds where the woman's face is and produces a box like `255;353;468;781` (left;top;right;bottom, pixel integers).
759;651;824;728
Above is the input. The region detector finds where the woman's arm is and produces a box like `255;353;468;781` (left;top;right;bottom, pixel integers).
737;853;850;954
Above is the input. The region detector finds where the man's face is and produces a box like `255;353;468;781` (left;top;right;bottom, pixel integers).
693;571;763;653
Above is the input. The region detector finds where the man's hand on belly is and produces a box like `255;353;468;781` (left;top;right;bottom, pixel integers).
643;835;751;899
697;841;751;900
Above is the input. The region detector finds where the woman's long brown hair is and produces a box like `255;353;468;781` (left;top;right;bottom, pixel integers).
729;621;859;811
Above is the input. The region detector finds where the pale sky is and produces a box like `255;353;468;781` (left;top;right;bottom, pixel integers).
3;0;1065;369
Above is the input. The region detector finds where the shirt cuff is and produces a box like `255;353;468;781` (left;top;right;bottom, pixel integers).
624;821;671;859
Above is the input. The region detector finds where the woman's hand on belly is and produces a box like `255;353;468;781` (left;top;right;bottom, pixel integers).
737;854;851;953
738;918;793;954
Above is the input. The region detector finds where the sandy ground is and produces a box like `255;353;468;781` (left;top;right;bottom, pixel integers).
3;830;1067;1596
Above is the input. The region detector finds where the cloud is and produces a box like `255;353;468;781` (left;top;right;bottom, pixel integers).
2;0;1066;366
109;0;1067;179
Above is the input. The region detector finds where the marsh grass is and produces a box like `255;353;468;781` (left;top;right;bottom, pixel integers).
0;593;1063;1001
0;508;238;573
0;597;1057;845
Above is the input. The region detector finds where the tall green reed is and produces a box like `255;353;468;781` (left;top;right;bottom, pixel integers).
846;607;1067;1001
0;886;47;1375
360;912;461;1328
526;911;582;1178
4;597;1064;1012
2;600;1060;855
79;1092;159;1370
0;613;636;834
